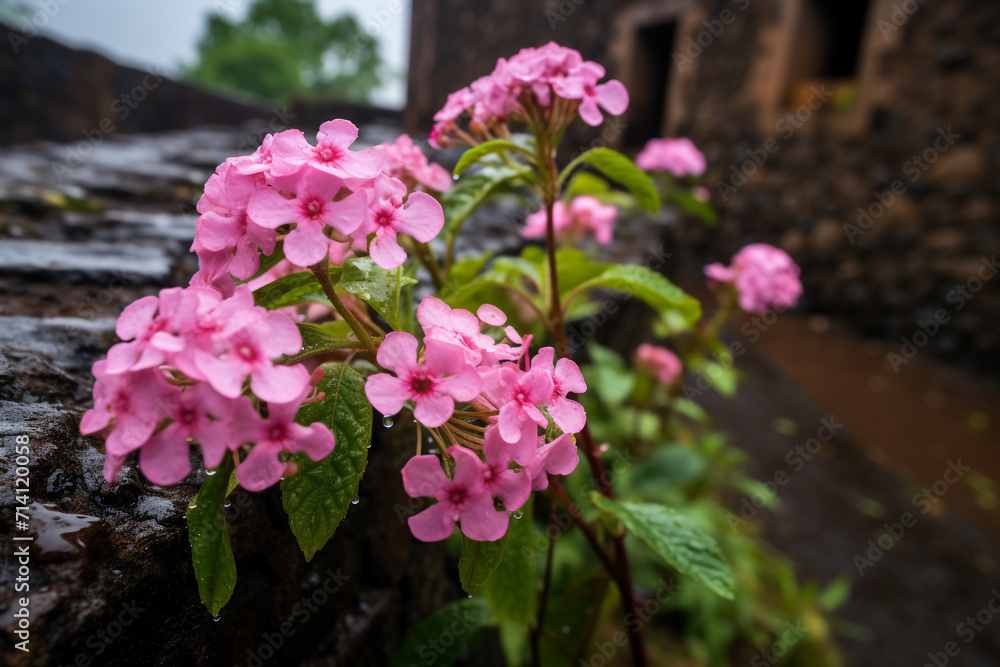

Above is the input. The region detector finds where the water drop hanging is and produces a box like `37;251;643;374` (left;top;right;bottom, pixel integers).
382;415;394;428
351;496;360;505
205;469;216;476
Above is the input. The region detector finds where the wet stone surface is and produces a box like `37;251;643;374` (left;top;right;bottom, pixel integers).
0;125;477;667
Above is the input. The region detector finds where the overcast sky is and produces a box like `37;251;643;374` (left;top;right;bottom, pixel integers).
29;0;409;107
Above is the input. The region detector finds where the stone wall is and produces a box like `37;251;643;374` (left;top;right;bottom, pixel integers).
0;23;401;147
405;0;1000;375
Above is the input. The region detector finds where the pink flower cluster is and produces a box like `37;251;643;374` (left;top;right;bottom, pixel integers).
191;119;445;293
81;284;334;491
705;243;803;314
635;344;682;385
366;296;584;542
522;195;617;245
636;137;706;178
430;42;628;148
380;134;453;193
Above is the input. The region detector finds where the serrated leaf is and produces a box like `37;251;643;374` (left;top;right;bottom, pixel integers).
187;455;237;616
338;257;416;331
482;497;536;624
252;270;331;310
442;165;523;236
454;139;529;175
459;531;509;594
281;322;365;364
281;363;372;561
568;264;701;324
389;598;494;667
591;496;734;599
559;148;660;213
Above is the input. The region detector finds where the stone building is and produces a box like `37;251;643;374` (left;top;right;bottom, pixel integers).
405;0;1000;375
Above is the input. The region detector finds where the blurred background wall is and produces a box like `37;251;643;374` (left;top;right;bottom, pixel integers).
406;0;1000;378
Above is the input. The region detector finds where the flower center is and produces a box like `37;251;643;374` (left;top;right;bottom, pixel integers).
236;343;258;361
374;207;396;229
448;487;469;508
317;146;343;163
306;200;323;219
411;375;434;395
268;424;287;442
179;407;197;425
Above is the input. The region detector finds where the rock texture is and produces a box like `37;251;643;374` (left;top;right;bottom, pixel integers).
0;126;473;666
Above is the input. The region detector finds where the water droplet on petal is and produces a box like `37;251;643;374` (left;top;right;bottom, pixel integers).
453;174;460;181
205;469;217;476
512;511;523;519
213;615;222;622
351;496;360;505
383;415;394;428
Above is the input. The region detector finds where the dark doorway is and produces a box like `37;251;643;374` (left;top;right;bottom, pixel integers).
626;20;677;147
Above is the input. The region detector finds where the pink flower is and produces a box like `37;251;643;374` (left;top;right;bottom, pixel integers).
705;243;803;315
382;134;453;192
269;120;383;180
531;347;586;434
365;332;482;428
193;285;310;403
481;425;532;511
229;132;284;177
247;166;367;268
527;433;579;490
483;364;554;443
560;62;629;127
190;161;275;280
232;390;335;491
138;384;240;486
522;196;617;245
80;360;177;481
635;344;682;385
402;446;509;542
416;296;501;366
354;174;444;270
636;138;706;177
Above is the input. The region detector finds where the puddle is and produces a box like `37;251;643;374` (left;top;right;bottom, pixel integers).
29;502;103;558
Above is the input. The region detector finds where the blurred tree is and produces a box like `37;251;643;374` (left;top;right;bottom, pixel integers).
182;0;384;104
0;0;27;23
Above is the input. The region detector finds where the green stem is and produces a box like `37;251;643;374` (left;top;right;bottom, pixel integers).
414;240;445;290
311;261;377;356
531;497;559;667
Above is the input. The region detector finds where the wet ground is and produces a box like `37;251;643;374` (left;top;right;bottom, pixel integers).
0;125;998;666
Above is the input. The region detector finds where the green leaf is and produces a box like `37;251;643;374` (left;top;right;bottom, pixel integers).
440;252;493;299
668;189;717;225
281;322;365;364
187;455;237;616
563;170;611;201
559;148;660;214
454;139;530;176
591;496;734;599
389;598;494;667
281;363;372;561
442;165;523;236
567;264;701;324
482;497;536;624
459;531;509;594
253;270;332;310
338;257;417;331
